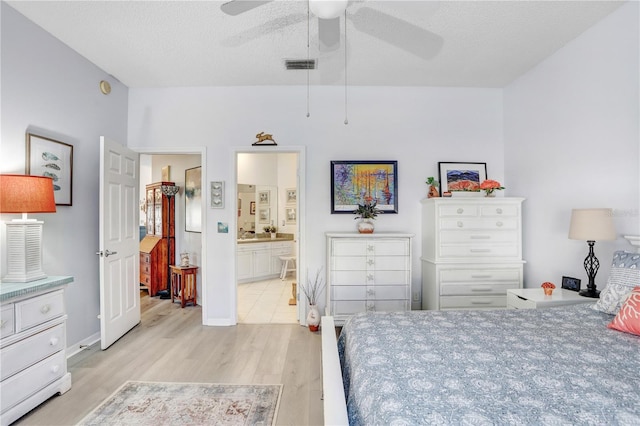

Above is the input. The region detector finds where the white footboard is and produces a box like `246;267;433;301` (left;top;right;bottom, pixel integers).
321;316;349;425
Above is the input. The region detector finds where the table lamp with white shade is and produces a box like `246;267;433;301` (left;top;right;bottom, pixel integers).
568;208;616;298
1;174;56;282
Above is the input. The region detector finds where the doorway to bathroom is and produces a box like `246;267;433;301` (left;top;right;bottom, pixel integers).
234;147;305;325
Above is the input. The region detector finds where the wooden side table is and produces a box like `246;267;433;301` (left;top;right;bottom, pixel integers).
507;288;594;309
169;265;198;308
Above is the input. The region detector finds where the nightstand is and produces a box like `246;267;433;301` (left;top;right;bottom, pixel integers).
507;288;594;309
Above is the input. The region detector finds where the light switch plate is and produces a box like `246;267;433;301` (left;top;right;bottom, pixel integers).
210;181;224;208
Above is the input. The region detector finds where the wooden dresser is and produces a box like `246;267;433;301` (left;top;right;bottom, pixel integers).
326;233;413;325
0;276;73;426
140;182;175;296
421;198;525;310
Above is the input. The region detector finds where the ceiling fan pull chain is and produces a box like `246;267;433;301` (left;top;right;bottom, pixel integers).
344;8;349;125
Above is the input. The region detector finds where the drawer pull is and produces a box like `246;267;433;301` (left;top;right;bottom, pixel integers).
51;365;60;374
367;274;374;281
367;289;375;296
471;288;492;292
49;337;59;346
367;245;374;252
470;235;491;240
470;300;493;305
496;208;503;214
367;259;375;266
470;249;491;253
457;221;464;228
0;319;5;328
457;208;464;214
471;275;492;279
40;304;51;314
496;221;504;227
516;295;527;301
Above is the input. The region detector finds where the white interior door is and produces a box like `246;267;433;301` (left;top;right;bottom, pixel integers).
99;137;140;349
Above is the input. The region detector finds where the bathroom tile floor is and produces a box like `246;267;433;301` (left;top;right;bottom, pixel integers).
238;277;298;324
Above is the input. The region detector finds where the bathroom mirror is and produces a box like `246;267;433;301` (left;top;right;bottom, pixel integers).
237;184;277;237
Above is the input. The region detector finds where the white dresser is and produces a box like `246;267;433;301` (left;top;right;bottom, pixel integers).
326;233;413;325
0;276;73;426
421;198;525;310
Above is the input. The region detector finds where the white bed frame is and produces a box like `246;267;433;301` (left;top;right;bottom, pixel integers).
321;316;349;425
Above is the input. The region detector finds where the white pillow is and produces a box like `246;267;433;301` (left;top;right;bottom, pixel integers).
592;251;640;315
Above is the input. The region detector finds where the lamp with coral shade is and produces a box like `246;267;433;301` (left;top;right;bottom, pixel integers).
0;174;56;282
568;208;616;298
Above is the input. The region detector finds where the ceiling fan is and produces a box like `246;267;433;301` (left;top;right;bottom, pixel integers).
220;0;443;60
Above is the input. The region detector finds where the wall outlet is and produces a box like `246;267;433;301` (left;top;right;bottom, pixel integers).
412;292;420;302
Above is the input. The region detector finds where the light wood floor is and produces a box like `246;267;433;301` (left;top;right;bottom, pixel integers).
16;293;324;425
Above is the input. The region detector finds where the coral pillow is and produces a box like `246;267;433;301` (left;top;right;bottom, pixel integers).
608;286;640;336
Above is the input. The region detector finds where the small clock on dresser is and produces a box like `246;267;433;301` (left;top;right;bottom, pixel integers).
561;276;581;292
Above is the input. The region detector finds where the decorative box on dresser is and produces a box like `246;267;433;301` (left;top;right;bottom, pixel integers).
326;233;413;326
0;276;73;426
421;198;525;310
140;181;175;296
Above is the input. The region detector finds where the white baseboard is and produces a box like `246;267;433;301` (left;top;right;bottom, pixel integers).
66;332;100;359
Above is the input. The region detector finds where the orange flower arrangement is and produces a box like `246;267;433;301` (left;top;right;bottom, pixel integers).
541;282;556;296
479;179;505;196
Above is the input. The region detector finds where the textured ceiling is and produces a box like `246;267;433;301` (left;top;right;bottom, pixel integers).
7;0;624;88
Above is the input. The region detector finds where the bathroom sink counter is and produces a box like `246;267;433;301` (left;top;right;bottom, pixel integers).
237;235;294;244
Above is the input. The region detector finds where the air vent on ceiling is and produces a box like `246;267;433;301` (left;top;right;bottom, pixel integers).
285;59;317;70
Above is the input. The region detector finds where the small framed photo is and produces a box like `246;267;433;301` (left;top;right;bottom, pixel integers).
258;207;270;224
285;206;297;225
26;133;74;205
286;188;297;204
250;201;256;215
438;162;487;197
561;276;581;292
258;190;270;205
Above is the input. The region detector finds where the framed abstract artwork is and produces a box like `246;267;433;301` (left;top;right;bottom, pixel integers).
331;160;398;214
26;133;73;206
438;162;487;196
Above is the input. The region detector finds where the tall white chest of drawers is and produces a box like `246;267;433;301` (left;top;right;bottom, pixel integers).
326;233;413;325
1;276;73;426
421;198;525;310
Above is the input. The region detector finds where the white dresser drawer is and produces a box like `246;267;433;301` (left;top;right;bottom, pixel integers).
440;218;519;230
332;239;409;256
440;282;514;296
333;285;407;300
440;295;506;309
15;290;64;332
479;205;519;217
439;245;520;258
1;304;15;339
332;270;409;286
439;230;517;244
332;255;409;271
0;350;66;414
440;268;522;283
1;323;65;381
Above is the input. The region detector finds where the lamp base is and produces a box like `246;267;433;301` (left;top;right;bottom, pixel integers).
579;288;600;298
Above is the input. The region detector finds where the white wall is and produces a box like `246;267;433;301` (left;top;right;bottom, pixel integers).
128;86;504;321
0;3;129;351
504;1;639;289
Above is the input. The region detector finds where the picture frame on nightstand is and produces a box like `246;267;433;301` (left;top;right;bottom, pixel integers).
561;276;581;292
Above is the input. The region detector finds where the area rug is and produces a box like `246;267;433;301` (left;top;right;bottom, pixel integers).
77;381;282;425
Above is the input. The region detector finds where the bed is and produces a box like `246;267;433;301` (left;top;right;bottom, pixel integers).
321;244;640;425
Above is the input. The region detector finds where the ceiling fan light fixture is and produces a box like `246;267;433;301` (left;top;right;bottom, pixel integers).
309;0;348;20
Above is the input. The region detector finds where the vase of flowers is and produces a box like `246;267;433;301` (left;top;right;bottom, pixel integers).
426;177;440;198
353;199;382;233
263;225;277;239
301;268;326;332
479;179;505;197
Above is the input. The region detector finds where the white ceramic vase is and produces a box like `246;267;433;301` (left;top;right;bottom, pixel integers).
307;304;320;331
357;219;375;234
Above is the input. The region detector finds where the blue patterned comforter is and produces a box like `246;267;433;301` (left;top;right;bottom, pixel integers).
338;305;640;425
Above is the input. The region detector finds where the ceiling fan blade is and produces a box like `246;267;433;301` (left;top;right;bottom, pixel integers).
351;7;443;60
318;17;341;52
221;0;273;16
